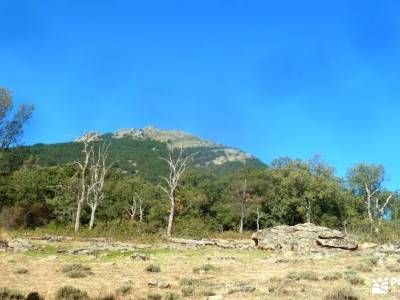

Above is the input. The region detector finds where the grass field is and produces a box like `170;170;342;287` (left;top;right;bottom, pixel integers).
1;237;399;299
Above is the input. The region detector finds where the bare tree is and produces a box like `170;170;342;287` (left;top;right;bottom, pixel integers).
159;147;191;237
237;178;248;233
87;142;110;230
365;183;392;233
74;138;94;232
126;196;137;221
305;197;312;223
126;191;144;222
249;196;265;231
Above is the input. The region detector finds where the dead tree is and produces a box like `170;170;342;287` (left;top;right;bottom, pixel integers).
87;142;110;230
237;178;248;233
126;196;137;221
74;139;94;232
365;183;392;233
159;147;190;237
126;192;144;222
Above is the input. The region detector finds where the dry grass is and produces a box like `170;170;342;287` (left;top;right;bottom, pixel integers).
1;237;400;299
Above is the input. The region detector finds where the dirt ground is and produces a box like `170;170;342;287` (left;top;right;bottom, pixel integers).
1;237;399;299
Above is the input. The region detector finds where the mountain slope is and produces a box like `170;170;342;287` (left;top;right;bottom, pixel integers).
17;126;265;181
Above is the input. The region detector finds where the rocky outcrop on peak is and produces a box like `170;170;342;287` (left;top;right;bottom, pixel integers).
74;131;102;143
252;223;358;251
113;126;216;149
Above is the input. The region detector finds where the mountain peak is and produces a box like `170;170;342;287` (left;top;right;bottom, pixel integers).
73;126;257;167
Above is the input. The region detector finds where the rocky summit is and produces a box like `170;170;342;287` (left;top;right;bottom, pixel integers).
252;223;358;251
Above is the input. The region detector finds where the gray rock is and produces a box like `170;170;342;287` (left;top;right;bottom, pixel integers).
252;223;358;251
8;239;33;252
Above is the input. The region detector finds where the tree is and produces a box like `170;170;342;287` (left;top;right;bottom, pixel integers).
126;191;144;222
236;178;248;233
0;88;34;149
159;147;191;237
74;138;93;232
347;163;392;233
87;142;110;229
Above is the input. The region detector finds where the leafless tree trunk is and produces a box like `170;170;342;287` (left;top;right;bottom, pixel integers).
159;147;190;237
255;206;264;231
238;179;247;233
365;183;392;233
126;192;144;222
74;139;94;232
87;142;110;230
127;196;137;221
305;198;312;223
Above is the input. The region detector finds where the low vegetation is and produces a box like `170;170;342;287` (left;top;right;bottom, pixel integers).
61;264;93;278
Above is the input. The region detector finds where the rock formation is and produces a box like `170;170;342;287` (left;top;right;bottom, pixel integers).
252;223;358;251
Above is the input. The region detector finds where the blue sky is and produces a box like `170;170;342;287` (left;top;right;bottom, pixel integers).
1;0;399;189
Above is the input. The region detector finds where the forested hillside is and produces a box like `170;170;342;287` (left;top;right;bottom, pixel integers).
0;89;398;240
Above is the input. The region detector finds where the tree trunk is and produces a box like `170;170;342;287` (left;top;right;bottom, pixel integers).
256;207;260;231
75;201;82;233
239;212;244;233
167;197;175;237
306;198;311;223
89;204;97;230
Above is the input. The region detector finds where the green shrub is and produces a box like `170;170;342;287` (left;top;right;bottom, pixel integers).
353;264;372;272
286;271;319;281
362;257;378;266
180;278;203;286
61;264;92;278
323;272;342;281
324;287;359;300
164;293;181;300
147;293;162;300
181;287;194;297
55;286;89;300
0;288;24;300
145;264;161;273
345;274;365;286
116;282;132;295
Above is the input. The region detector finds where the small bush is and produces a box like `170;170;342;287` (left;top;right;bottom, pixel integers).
180;278;203;286
147;293;162;300
116;283;132;295
324;287;359;300
55;286;89;300
95;295;115;300
193;264;217;274
362;257;378;266
386;264;400;272
61;264;92;278
26;292;44;300
286;271;319;281
0;288;24;300
15;268;28;274
181;287;194;297
145;264;161;273
323;272;342;281
353;264;372;272
198;289;215;297
164;292;181;300
345;274;365;286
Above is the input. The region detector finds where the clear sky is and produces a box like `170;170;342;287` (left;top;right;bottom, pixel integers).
1;0;399;189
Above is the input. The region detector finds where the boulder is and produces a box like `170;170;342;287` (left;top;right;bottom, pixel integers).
8;239;33;252
252;223;358;251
